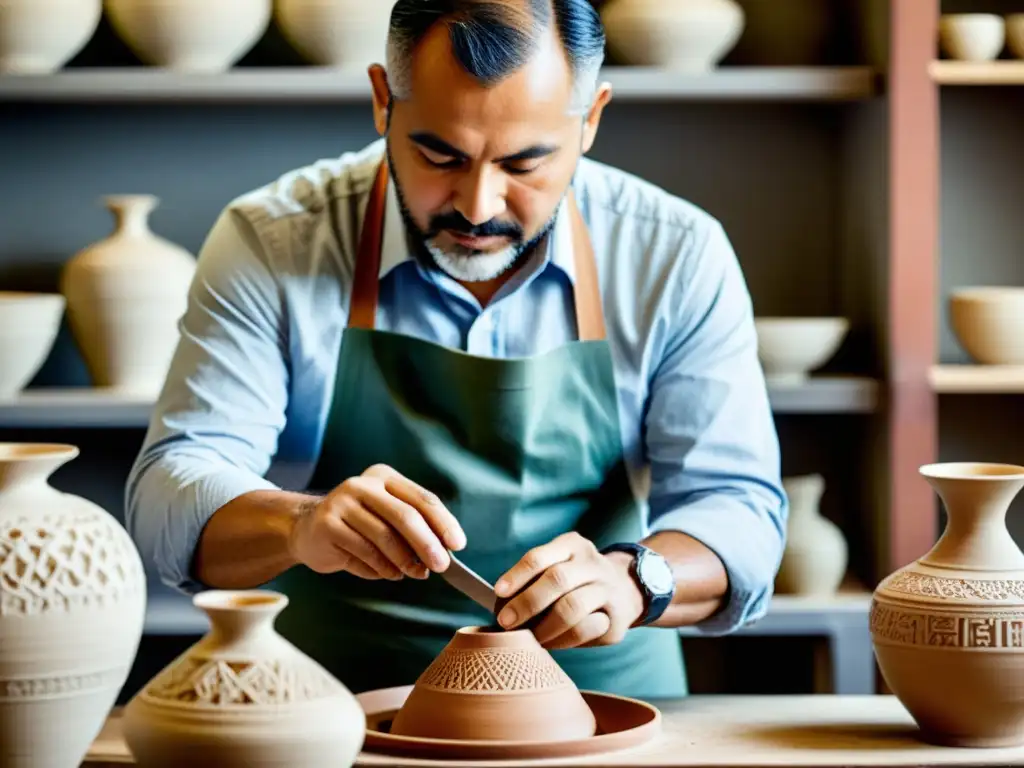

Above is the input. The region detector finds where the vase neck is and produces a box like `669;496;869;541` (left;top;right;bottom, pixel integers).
105;194;157;237
783;475;825;523
194;591;288;645
0;445;76;500
921;467;1024;571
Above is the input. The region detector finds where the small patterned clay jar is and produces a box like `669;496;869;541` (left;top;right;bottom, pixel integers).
389;626;597;742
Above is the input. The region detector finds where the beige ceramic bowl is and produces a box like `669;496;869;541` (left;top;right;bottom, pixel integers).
0;292;65;398
939;14;1006;61
949;287;1024;365
754;317;849;385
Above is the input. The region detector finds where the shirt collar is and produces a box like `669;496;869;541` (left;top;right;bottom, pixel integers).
375;169;578;285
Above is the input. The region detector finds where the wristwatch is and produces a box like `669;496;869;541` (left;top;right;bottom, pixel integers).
599;542;675;627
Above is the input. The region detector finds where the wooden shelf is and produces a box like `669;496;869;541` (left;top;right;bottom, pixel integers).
930;365;1024;393
766;376;881;413
0;379;881;429
0;66;881;104
930;60;1024;85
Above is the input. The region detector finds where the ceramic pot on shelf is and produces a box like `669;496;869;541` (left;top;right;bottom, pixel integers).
60;194;196;398
0;292;66;399
274;0;394;68
600;0;745;71
0;442;147;768
104;0;271;72
871;462;1024;747
0;0;102;74
122;589;365;768
775;474;848;596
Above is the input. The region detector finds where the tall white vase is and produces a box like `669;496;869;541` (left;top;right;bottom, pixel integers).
601;0;745;71
775;474;848;595
274;0;394;68
0;442;146;768
0;0;102;73
61;195;196;398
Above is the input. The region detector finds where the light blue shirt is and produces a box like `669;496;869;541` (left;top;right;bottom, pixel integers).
125;138;787;636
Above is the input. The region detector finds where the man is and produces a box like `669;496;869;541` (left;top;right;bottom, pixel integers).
126;0;786;699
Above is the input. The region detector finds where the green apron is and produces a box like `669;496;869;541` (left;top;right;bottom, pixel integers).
272;160;687;699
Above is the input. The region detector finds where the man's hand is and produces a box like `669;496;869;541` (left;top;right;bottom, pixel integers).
287;464;466;581
493;532;645;650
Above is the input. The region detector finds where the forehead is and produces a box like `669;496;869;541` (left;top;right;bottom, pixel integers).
395;21;577;153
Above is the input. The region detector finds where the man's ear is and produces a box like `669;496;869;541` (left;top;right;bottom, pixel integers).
581;82;612;154
368;64;391;136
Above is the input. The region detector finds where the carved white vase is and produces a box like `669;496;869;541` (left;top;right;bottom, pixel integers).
601;0;745;71
0;442;146;768
123;590;365;768
104;0;271;71
775;474;848;595
61;195;196;397
0;0;102;73
274;0;395;67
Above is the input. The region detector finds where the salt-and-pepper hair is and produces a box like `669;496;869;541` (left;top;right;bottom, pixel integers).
385;0;605;116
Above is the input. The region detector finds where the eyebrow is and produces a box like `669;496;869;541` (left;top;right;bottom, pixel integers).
409;132;558;163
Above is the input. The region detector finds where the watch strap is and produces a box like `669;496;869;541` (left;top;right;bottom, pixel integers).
600;542;674;627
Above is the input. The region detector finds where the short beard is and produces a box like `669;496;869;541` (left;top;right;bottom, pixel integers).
385;143;559;283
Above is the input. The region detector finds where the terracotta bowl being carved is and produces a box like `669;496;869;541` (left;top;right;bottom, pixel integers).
388;626;597;742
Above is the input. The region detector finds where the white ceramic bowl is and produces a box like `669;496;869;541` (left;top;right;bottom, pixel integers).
949;287;1024;365
1007;14;1024;59
0;292;65;398
754;317;850;385
939;14;1005;61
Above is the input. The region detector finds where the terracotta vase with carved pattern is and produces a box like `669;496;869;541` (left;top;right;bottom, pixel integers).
871;462;1024;748
389;625;597;741
121;589;364;768
0;442;147;768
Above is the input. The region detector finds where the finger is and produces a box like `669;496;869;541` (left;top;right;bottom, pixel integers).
366;465;467;551
544;611;611;651
494;535;579;599
531;583;609;645
350;478;451;573
496;559;595;630
342;556;387;580
345;504;430;579
326;517;403;580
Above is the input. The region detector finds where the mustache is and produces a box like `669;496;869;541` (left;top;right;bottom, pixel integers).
427;211;523;240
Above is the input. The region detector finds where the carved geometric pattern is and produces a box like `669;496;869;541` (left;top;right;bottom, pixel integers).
416;649;573;692
142;657;341;705
0;514;142;616
883;571;1024;602
0;667;127;700
871;601;1024;648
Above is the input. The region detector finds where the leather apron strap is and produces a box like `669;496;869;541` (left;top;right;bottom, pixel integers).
347;160;606;342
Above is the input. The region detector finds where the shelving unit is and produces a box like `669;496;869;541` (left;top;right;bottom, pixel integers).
930;365;1024;394
929;59;1024;83
0;1;950;698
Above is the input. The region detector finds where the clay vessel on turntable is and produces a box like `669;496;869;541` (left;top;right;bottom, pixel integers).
389;626;597;742
0;443;147;768
871;462;1024;747
122;590;365;768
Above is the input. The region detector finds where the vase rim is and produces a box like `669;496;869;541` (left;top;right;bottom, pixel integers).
920;462;1024;480
192;589;288;612
0;443;79;462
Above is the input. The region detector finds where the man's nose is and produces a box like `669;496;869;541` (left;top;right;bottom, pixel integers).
453;168;507;226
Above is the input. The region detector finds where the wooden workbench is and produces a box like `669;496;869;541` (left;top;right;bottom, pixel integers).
82;695;1024;767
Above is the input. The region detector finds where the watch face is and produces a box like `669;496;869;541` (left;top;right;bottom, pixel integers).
638;552;675;595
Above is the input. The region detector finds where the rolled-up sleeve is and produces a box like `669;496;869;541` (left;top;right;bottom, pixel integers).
125;207;289;595
645;219;787;635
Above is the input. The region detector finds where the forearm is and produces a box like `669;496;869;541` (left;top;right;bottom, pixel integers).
638;530;729;628
191;490;317;590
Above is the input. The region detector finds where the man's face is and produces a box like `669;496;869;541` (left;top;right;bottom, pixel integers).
370;23;609;283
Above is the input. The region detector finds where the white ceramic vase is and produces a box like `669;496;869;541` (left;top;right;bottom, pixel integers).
61;195;196;397
123;590;365;768
0;0;102;73
601;0;745;71
0;293;66;399
776;474;848;595
105;0;271;71
0;442;146;768
274;0;394;68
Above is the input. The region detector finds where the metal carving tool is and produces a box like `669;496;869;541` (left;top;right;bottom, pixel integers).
441;552;498;614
